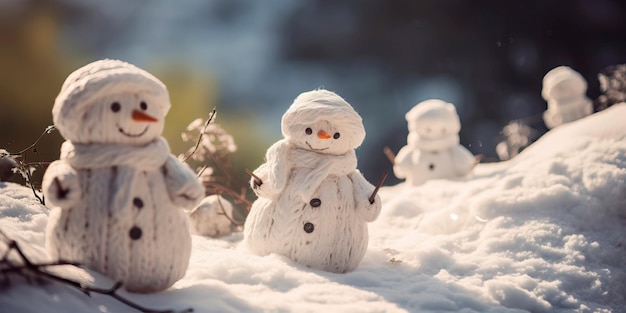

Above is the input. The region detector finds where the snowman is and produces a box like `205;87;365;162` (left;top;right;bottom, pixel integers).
542;66;593;129
42;59;204;293
393;99;476;186
244;89;382;273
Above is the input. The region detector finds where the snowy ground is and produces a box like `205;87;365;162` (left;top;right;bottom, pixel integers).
1;103;625;313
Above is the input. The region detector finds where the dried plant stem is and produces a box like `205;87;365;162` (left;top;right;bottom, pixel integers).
0;229;192;313
215;193;242;226
383;147;395;165
182;109;217;163
13;126;56;155
203;180;253;213
6;125;56;205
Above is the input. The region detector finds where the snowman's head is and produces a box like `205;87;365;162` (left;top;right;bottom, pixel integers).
405;99;461;140
281;89;365;155
542;66;587;102
53;59;169;145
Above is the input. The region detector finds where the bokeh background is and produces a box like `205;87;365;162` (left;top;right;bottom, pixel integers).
1;0;625;189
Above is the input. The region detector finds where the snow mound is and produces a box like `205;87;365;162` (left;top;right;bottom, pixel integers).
1;103;625;313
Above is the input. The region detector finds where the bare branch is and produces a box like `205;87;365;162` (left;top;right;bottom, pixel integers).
12;125;56;155
216;193;242;226
0;229;192;313
182;109;217;163
383;147;395;165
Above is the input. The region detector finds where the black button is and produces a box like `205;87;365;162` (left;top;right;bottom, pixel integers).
310;198;321;207
129;226;142;240
133;197;144;208
303;222;314;233
428;164;435;170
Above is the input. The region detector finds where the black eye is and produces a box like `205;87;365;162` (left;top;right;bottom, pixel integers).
111;102;121;112
140;101;147;110
305;128;312;135
333;132;340;139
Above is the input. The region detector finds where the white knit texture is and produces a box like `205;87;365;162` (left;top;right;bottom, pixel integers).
244;89;381;273
394;99;476;186
43;59;204;293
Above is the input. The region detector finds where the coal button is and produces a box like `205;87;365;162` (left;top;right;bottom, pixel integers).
310;198;321;207
133;197;144;209
303;222;314;233
129;226;142;240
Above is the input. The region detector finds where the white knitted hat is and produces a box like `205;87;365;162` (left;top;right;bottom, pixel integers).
406;99;460;132
541;66;587;100
52;59;170;140
281;89;366;148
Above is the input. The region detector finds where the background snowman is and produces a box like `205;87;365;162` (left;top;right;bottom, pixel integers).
542;66;593;129
42;59;204;293
244;89;382;273
393;99;476;186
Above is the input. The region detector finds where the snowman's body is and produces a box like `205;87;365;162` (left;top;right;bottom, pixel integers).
542;66;593;129
42;60;204;293
244;90;381;273
45;158;193;292
394;99;475;186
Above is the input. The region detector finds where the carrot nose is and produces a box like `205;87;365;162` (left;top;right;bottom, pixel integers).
317;130;331;139
132;110;158;122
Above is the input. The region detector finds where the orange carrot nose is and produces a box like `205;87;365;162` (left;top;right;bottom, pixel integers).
317;130;331;139
132;110;158;122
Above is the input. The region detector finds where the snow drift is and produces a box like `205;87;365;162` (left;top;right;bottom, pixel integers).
1;103;625;313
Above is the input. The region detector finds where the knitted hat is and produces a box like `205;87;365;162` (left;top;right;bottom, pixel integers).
541;66;587;100
406;99;460;133
281;89;366;149
53;59;170;141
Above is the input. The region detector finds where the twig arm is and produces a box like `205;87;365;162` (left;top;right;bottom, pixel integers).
383;147;396;165
245;169;263;187
368;171;388;204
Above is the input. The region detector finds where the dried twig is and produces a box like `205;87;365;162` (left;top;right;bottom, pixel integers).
182;109;217;163
215;193;242;227
203;180;253;213
0;229;192;313
4;125;56;205
13;126;56;155
368;171;388;204
383;147;395;165
245;169;262;187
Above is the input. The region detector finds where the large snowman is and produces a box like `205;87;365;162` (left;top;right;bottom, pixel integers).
42;59;204;293
542;66;593;129
393;99;476;186
244;89;382;273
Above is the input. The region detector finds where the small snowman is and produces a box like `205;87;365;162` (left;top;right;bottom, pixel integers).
42;59;204;293
393;99;476;186
188;195;236;238
244;89;382;273
542;66;592;129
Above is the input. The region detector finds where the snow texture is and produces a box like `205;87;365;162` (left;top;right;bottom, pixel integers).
1;103;626;312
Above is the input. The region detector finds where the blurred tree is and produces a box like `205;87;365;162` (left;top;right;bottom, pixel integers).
0;1;76;185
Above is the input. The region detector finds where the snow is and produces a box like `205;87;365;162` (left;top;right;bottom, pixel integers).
1;103;626;313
